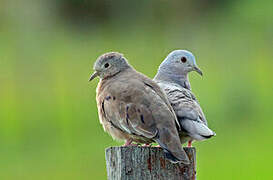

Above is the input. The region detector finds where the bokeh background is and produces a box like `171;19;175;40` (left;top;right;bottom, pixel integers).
1;0;273;179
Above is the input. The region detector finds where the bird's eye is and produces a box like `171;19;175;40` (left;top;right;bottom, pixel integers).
104;63;110;68
181;57;187;63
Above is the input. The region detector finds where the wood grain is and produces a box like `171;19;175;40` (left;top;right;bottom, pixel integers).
105;146;196;180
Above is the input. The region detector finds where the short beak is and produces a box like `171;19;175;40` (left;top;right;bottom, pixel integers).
194;66;203;76
89;71;99;81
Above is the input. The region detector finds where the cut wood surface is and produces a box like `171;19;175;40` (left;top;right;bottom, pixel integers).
105;146;196;180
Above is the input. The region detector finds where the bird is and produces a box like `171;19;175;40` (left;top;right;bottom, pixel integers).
154;50;216;147
89;52;190;164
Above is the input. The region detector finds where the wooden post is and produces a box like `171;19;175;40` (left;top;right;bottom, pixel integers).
105;146;196;180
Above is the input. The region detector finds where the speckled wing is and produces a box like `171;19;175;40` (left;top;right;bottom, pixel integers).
138;73;181;130
98;76;178;140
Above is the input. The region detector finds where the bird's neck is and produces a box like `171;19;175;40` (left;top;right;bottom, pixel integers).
154;68;191;90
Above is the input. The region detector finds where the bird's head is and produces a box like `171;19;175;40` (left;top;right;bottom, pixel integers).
159;50;203;76
89;52;130;81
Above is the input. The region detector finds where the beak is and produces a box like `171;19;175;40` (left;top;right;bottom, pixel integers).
194;66;203;76
89;71;99;81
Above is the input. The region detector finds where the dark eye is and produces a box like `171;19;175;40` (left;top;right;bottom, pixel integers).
181;57;187;63
104;63;109;68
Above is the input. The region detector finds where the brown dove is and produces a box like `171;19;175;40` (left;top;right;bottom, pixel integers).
89;52;190;164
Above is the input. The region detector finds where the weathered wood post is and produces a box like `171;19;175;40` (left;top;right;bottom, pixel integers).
105;146;196;180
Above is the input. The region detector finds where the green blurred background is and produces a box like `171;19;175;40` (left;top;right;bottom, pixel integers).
0;0;272;179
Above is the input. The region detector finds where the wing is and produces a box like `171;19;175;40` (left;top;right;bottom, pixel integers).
138;74;181;130
162;84;207;125
98;78;161;140
158;83;215;139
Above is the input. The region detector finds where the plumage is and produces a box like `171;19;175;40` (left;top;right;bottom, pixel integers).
154;50;216;146
90;52;190;164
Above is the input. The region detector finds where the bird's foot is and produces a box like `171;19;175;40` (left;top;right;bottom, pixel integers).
127;144;138;147
155;145;161;148
187;141;192;147
142;143;151;147
123;140;138;147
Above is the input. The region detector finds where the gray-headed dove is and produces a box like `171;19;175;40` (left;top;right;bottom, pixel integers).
89;52;190;164
154;50;216;147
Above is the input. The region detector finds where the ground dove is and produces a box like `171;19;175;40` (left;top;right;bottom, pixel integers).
89;52;190;164
154;50;216;147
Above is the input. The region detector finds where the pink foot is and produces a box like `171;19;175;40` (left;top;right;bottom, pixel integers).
188;141;192;147
123;140;138;147
142;143;151;147
155;145;161;148
123;140;132;146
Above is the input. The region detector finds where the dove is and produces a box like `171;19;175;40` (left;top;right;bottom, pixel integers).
154;50;215;147
89;52;190;164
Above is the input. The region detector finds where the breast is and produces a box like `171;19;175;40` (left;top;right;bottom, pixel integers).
95;79;153;144
95;80;128;141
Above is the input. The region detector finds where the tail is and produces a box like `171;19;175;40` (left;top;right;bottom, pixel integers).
155;129;190;164
180;119;216;141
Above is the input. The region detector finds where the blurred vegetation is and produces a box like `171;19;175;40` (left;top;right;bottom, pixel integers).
0;0;273;179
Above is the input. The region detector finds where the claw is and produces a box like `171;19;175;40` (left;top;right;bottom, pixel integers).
188;141;192;147
143;143;151;147
123;139;133;146
123;140;138;147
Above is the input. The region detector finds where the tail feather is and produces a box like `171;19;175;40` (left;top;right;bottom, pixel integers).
180;119;216;141
156;137;190;164
163;149;182;163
